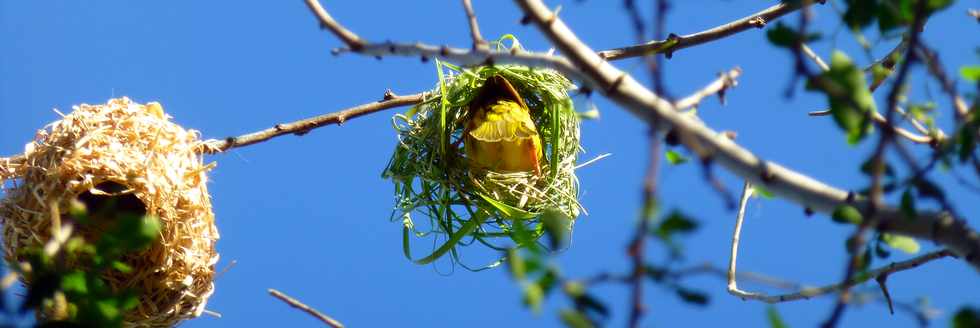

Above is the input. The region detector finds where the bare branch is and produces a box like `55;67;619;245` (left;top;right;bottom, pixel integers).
728;248;952;303
729;183;952;303
462;0;489;51
597;1;825;61
674;68;741;110
201;91;426;153
303;0;365;50
269;289;345;328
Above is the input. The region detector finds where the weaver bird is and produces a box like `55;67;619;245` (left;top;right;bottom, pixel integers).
464;74;543;175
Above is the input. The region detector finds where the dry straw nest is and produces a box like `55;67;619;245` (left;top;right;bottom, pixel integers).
0;97;219;327
383;59;586;268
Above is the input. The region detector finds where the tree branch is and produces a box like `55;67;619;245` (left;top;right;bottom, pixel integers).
269;289;345;328
462;0;489;51
511;0;980;272
201;90;426;153
597;1;825;60
673;68;741;110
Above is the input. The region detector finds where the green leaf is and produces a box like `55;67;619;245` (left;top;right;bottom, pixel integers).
675;287;710;306
477;193;539;220
111;261;133;274
654;210;699;239
881;233;921;254
766;306;789;328
766;23;821;48
809;51;877;144
563;281;586;298
540;208;572;250
875;0;913;31
871;64;892;87
953;306;980;328
752;185;775;199
900;189;917;220
831;205;863;225
537;268;559;296
508;249;526;281
559;309;595;328
95;299;122;322
60;271;88;295
523;283;544;313
665;150;689;165
961;66;980;82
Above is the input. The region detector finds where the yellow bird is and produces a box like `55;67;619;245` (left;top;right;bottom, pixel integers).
464;74;543;175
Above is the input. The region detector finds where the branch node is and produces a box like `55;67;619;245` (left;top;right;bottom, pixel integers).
748;16;767;28
606;73;627;94
382;89;397;101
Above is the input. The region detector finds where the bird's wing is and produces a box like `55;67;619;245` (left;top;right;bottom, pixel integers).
469;101;539;142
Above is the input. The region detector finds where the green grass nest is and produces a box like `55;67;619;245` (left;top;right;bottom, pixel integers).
383;57;584;269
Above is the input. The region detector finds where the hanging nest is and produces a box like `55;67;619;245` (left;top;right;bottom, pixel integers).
0;97;219;327
383;59;584;267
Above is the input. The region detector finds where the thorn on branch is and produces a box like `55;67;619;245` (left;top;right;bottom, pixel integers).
804;207;815;216
874;274;895;315
519;15;531;25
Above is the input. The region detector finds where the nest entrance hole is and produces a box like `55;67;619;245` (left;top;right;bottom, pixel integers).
73;181;147;224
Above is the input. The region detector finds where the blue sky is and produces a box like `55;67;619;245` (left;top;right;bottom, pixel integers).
1;1;977;327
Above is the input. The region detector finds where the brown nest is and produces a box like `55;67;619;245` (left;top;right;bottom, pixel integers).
0;97;219;327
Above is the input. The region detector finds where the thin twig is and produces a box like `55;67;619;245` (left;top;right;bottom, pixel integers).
597;1;825;60
627;134;662;328
462;0;489;51
726;181;754;296
800;43;829;71
674;68;741;110
202;91;426;153
728;183;952;304
269;289;345;328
